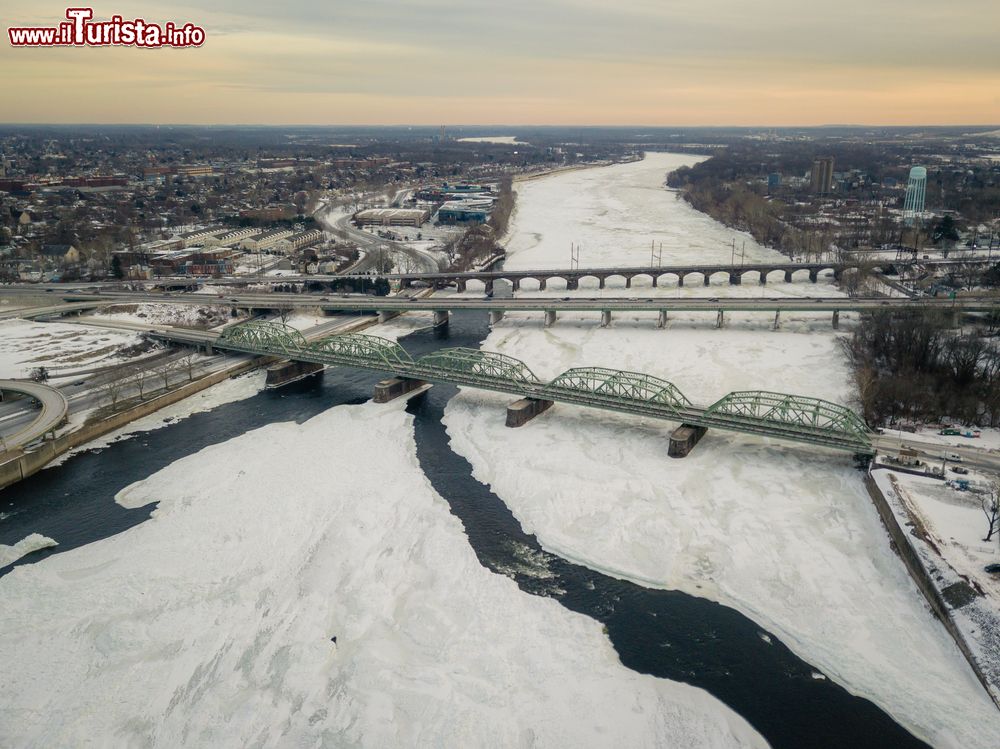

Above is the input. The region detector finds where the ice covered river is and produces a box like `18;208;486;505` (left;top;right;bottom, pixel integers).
1;153;996;747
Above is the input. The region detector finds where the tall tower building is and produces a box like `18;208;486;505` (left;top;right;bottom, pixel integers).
811;157;834;195
903;166;927;225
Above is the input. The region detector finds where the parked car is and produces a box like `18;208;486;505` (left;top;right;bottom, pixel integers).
944;452;963;462
950;466;969;474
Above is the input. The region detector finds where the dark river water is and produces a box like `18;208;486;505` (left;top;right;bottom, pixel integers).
0;310;927;748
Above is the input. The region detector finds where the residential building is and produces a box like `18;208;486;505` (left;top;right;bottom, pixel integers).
204;228;260;247
241;229;293;251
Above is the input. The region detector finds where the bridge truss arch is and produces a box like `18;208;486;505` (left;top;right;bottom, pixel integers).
541;367;692;413
307;333;413;368
414;347;540;387
703;390;871;445
218;321;307;356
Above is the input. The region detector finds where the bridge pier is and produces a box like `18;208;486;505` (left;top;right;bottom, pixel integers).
668;424;708;458
566;278;579;291
784;270;793;283
511;279;520;292
265;360;324;389
544;310;557;328
651;275;658;288
773;310;781;330
373;376;429;403
703;274;711;286
539;279;547;291
625;276;633;289
505;397;553;427
808;270;819;283
598;277;606;290
484;280;494;296
378;311;400;323
677;274;685;287
716;310;725;328
433;310;449;328
489;310;505;326
831;310;840;330
600;310;612;328
204;343;214;356
759;273;767;285
657;309;668;328
729;272;742;285
456;280;467;293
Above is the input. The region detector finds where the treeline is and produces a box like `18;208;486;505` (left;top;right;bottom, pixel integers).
488;177;516;238
842;312;1000;427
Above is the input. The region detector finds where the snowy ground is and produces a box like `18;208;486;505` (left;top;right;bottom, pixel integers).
441;152;1000;746
888;470;1000;602
0;319;141;378
0;403;765;748
90;303;237;330
872;469;1000;705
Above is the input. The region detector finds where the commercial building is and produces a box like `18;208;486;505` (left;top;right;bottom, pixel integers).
903;166;928;225
437;201;490;224
811;157;835;195
148;247;236;275
354;208;429;228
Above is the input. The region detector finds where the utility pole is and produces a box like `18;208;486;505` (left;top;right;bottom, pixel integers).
570;243;580;270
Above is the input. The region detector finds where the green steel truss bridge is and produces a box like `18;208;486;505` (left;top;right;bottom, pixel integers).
215;321;874;454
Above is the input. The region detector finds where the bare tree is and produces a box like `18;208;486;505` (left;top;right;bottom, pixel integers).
276;306;294;325
101;374;127;409
178;353;198;382
153;358;177;390
984;480;1000;543
127;365;149;399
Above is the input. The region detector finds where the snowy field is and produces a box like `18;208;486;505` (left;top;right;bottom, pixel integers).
442;152;1000;746
889;471;1000;603
0;403;765;748
90;303;236;330
0;319;141;378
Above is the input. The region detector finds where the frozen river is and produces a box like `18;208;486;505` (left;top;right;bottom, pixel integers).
444;152;1000;748
1;153;996;747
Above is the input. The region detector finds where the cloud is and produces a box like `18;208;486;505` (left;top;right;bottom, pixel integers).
2;0;998;124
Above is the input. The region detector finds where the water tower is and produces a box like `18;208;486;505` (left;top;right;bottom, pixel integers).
903;166;927;225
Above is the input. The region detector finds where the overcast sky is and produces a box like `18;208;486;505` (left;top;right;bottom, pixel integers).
3;0;999;125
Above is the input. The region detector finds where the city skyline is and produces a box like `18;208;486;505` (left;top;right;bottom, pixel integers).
2;0;999;126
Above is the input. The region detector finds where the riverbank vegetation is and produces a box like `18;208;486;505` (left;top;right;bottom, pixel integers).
842;311;1000;427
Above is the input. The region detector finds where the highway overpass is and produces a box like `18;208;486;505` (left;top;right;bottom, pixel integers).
0;380;68;450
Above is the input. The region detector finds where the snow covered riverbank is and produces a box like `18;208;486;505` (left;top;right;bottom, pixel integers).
443;152;1000;746
0;402;766;748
